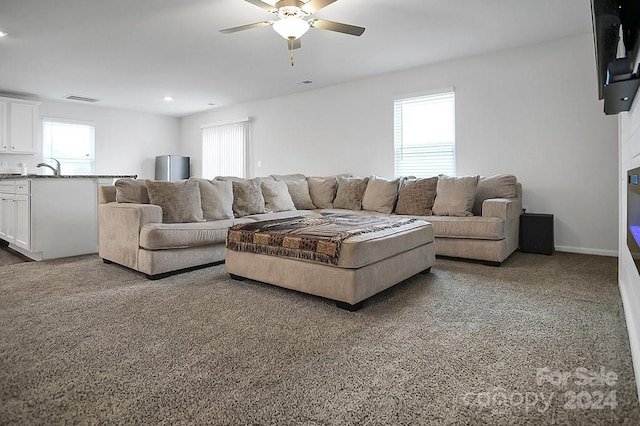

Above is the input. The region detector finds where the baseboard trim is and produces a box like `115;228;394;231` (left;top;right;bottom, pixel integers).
554;245;618;257
618;272;640;402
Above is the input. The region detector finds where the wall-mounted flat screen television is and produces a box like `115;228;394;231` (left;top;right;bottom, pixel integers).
628;167;640;274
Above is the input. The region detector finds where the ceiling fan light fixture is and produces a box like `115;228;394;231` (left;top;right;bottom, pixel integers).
273;17;310;40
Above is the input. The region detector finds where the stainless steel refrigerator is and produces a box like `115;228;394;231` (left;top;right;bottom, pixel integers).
155;155;190;181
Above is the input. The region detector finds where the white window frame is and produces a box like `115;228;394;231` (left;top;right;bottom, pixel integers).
394;88;456;178
201;117;251;179
42;117;96;175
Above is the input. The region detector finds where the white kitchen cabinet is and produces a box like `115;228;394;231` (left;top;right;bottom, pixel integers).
0;192;15;242
0;97;39;154
14;194;30;250
0;178;98;260
0;101;7;151
0;180;28;248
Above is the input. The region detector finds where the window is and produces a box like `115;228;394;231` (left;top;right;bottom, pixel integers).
42;118;95;175
394;89;455;177
202;118;250;179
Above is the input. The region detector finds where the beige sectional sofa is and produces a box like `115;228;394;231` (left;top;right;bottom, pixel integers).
98;173;522;279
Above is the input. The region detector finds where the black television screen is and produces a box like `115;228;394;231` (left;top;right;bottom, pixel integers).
628;167;640;274
591;0;640;111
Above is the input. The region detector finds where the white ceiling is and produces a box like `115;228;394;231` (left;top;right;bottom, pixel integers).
0;0;593;117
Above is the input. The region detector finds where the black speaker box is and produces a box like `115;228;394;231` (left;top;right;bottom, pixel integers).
520;213;554;255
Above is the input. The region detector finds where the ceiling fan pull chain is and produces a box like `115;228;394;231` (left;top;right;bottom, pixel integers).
289;37;295;67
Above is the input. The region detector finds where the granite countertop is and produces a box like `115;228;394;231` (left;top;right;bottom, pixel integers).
0;174;137;180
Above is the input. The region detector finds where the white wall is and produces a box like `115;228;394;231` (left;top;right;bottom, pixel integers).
619;87;640;400
181;34;618;255
0;100;180;179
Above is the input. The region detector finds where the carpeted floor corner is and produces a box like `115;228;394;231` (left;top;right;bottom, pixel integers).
0;251;638;424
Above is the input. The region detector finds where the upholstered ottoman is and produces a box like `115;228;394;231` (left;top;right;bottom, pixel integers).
225;213;435;310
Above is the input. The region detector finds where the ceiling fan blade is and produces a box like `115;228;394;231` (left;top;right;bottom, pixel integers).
309;19;365;36
243;0;278;13
301;0;338;14
220;21;273;34
287;38;302;50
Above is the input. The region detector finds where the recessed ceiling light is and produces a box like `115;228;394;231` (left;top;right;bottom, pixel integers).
164;96;173;102
0;31;8;38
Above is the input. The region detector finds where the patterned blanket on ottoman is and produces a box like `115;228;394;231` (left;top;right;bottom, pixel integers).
227;213;418;266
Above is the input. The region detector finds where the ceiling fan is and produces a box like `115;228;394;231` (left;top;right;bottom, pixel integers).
220;0;366;65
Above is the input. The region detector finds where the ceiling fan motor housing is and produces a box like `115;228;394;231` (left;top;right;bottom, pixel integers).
275;0;309;18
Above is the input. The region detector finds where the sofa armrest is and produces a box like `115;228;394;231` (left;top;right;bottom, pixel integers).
98;203;163;270
482;197;521;220
482;197;522;257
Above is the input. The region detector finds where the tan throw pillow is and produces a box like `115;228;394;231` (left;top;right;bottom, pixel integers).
307;176;338;209
395;177;438;216
145;179;204;223
262;179;296;213
432;175;480;217
361;175;401;214
281;179;315;210
333;177;369;210
228;178;266;217
472;174;518;215
115;178;149;204
193;178;234;220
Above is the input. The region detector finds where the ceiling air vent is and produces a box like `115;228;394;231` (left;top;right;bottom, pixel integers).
64;95;100;103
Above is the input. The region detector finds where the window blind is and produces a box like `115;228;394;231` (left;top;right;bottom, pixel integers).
42;119;95;175
394;90;455;177
202;119;250;179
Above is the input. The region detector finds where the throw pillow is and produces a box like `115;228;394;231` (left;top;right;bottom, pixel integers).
262;179;296;213
193;178;234;220
472;174;518;215
361;175;401;214
281;179;315;210
395;177;438;216
307;176;338;209
432;175;480;217
115;178;150;204
333;177;369;210
226;178;266;217
145;179;205;223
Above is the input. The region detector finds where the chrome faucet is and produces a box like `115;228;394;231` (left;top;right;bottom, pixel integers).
37;158;61;176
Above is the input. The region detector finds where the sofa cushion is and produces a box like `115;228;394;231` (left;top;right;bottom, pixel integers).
361;176;401;214
145;179;205;223
395;177;438;216
425;216;505;240
472;174;518;216
193;178;234;221
307;176;338;208
262;179;296;213
333;177;369;210
219;178;266;217
277;178;315;210
432;175;479;217
140;218;253;250
270;173;306;181
115;178;150;204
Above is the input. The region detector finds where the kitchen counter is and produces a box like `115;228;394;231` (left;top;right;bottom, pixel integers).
0;174;137;180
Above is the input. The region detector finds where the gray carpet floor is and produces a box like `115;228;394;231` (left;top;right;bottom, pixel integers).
0;246;30;267
0;251;638;425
